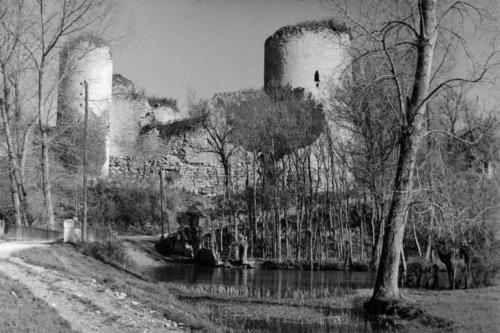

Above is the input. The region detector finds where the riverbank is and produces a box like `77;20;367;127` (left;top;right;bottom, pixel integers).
112;240;500;332
7;240;500;332
0;271;75;332
10;242;221;332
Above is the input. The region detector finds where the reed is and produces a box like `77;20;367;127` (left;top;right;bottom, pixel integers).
169;283;355;300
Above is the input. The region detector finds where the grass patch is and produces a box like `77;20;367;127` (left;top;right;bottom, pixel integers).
0;273;76;333
15;243;499;333
170;282;360;301
16;243;220;332
78;240;127;264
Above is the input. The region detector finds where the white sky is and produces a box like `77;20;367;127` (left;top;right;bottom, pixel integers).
112;0;332;109
111;0;500;111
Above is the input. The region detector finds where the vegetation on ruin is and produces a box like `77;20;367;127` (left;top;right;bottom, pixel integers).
64;33;109;49
53;112;109;176
147;95;179;110
153;113;207;138
269;18;349;40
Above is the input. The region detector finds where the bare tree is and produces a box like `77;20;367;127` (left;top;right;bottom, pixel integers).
202;98;240;260
414;90;499;289
10;0;116;227
0;2;25;225
329;0;499;303
0;1;38;226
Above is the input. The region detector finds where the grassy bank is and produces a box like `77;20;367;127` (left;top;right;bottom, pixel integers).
16;243;221;332
401;285;500;333
15;242;500;333
0;273;75;333
171;280;500;332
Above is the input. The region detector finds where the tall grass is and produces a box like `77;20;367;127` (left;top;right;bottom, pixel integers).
170;283;355;300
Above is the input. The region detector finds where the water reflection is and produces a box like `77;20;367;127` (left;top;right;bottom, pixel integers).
204;303;378;333
148;264;375;297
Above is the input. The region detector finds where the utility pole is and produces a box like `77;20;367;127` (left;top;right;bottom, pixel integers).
159;167;165;239
81;80;89;242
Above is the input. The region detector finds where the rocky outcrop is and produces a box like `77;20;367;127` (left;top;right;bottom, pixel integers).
193;248;222;266
155;234;194;257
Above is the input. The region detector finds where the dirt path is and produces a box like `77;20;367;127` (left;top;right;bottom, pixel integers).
0;241;184;333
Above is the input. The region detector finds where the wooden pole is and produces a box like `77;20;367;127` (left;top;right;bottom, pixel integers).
159;168;165;239
82;80;88;242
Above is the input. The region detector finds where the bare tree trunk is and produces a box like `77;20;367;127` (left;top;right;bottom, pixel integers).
275;181;281;262
295;192;302;262
372;134;417;299
7;166;22;225
400;246;407;286
412;217;422;257
424;212;433;261
252;157;257;258
18;123;33;224
37;69;55;228
370;0;437;302
1;77;24;226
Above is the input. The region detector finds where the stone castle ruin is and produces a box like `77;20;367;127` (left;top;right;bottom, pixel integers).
263;20;352;179
109;80;253;195
56;20;351;195
264;20;350;111
57;35;113;175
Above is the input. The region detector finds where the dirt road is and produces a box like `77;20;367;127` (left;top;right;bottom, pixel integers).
0;241;184;333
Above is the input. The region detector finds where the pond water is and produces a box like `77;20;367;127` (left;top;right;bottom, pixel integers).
204;303;377;333
147;264;376;298
146;264;387;332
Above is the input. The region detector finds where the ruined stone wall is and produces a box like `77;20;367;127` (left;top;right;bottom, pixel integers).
109;128;251;196
90;22;351;195
108;82;254;196
110;74;188;158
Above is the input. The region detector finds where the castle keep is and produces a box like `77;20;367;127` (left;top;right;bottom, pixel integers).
57;36;113;175
264;21;350;109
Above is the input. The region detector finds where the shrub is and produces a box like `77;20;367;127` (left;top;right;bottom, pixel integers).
79;241;126;264
470;248;500;287
53;111;108;175
87;179;162;233
147;96;178;110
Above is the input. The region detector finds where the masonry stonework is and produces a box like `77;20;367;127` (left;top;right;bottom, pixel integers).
264;22;352;184
57;36;113;175
264;24;350;110
57;22;350;196
108;86;253;196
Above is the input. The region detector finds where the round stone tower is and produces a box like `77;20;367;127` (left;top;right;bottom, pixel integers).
264;20;350;109
57;35;113;176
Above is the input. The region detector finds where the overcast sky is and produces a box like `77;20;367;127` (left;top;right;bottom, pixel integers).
111;0;499;111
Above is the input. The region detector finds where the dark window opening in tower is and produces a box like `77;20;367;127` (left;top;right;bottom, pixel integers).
314;70;320;87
